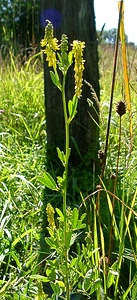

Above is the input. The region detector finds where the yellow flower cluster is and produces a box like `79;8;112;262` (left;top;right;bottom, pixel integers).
41;20;59;69
46;203;56;230
72;40;85;98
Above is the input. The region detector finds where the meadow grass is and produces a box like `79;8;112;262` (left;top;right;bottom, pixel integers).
0;54;46;299
0;44;137;299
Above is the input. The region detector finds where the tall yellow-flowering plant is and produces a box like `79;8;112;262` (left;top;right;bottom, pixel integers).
38;20;85;299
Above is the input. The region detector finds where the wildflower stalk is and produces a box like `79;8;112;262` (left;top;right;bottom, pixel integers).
61;40;85;299
41;21;85;299
61;74;70;299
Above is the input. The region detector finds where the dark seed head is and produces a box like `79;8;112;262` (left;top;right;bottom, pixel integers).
116;100;126;116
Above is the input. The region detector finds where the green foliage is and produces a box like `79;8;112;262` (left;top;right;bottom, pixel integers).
37;173;58;191
0;0;40;58
98;28;128;45
36;21;137;300
0;55;45;299
1;24;137;300
42;205;108;298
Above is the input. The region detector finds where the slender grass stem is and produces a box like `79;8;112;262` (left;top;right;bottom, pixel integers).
93;198;100;300
99;222;107;297
114;203;125;299
101;0;124;180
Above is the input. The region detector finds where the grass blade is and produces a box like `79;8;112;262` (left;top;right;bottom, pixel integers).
118;1;133;152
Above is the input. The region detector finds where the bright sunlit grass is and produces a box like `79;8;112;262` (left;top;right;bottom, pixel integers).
0;55;47;299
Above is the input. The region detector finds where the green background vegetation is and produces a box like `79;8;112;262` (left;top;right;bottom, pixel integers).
0;1;137;299
0;42;137;299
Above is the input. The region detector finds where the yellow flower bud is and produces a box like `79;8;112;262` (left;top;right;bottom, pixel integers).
46;203;56;230
72;40;85;98
41;20;60;69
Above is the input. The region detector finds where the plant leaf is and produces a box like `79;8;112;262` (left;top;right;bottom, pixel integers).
30;275;50;282
71;94;78;118
37;172;58;191
72;208;79;229
70;233;77;246
68;94;78;121
90;278;102;294
57;147;66;166
12;228;34;247
82;269;94;291
107;267;118;288
50;71;61;90
56;208;64;222
68;99;73;118
45;237;56;249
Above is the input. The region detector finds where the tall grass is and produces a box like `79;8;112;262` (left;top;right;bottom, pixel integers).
0;54;46;299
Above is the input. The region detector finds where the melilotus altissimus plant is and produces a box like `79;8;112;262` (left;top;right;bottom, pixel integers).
37;20;117;300
37;20;88;299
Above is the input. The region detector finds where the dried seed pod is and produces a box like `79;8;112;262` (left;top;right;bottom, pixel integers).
116;100;126;116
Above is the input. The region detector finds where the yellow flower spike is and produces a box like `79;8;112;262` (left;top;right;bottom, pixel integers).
72;40;85;98
41;20;60;69
46;203;56;230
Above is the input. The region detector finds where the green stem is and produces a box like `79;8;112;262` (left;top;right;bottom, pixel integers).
108;116;122;263
116;116;122;180
62;74;70;300
62;74;69;215
114;204;125;299
101;0;124;180
93;199;100;300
